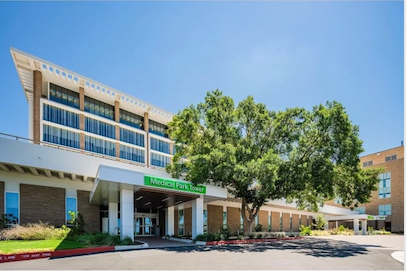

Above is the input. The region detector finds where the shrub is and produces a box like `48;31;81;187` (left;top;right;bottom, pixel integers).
300;225;312;236
313;213;327;230
248;233;255;239
0;222;70;241
193;233;216;242
218;227;232;240
0;214;18;230
264;233;269;238
255;223;262;232
368;227;375;235
310;230;330;236
257;233;263;239
289;233;295;237
238;235;245;240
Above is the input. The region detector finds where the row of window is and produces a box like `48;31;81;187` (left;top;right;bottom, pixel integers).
120;109;143;130
149;120;169;138
85;117;116;139
120;145;145;163
84;96;115;120
43;125;81;149
362;154;398;168
43;104;80;129
5;192;77;225
150;137;171;154
50;83;80;109
151;152;171;168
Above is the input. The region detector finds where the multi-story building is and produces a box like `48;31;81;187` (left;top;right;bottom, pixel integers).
327;145;404;233
0;48;379;241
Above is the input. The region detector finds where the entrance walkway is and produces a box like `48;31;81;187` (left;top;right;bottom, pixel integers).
134;237;199;249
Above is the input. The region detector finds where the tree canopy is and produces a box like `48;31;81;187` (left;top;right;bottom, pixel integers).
166;90;382;234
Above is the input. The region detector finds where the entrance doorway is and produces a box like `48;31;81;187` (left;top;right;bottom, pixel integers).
135;214;157;236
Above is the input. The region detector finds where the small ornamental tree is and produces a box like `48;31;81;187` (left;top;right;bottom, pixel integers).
166;90;382;235
313;213;327;230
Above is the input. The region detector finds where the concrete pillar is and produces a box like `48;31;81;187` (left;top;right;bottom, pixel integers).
120;189;134;241
361;220;367;235
33;70;42;143
108;202;118;235
353;218;360;235
192;198;204;239
335;221;338;229
114;100;120;122
166;206;174;236
144;112;150;166
28;98;33;141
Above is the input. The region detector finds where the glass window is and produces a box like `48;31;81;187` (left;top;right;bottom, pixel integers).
150;137;170;154
268;214;271;231
149;120;169;138
120;128;145;147
120;145;145;163
379;204;392;215
223;211;227;229
5;192;19;223
43;104;79;129
240;213;244;230
85;117;115;139
151;152;171;168
66;198;77;225
119;109;143;129
85;135;116;157
334;197;342;204
280;216;282;231
355;207;366;214
385;155;397;162
84;96;114;120
49;83;79;109
362;161;373;167
178;209;184;236
255;215;259;225
203;210;208;233
378;172;391;199
43;124;80;149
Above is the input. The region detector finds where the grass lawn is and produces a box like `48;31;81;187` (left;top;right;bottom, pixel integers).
0;240;86;255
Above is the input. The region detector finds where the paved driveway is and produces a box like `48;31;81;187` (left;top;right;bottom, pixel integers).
0;236;403;270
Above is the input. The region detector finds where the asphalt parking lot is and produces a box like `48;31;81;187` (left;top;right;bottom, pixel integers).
0;235;403;270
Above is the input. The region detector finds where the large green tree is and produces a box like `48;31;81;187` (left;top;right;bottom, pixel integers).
166;90;382;235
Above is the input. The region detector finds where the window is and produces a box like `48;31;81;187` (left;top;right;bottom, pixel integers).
43;104;79;129
120;145;145;163
203;210;208;233
149;120;168;138
379;204;391;215
280;216;282;231
268;214;271;231
334;197;342;204
290;216;292;231
5;192;19;223
299;216;302;227
66;198;77;225
84;96;114;120
43;125;80;149
178;209;184;236
85;135;116;157
151;153;171;168
119;109;143;129
378;172;391;199
120;128;145;147
362;161;373;167
385;155;397;162
223;211;227;229
49;83;79;109
85;117;115;139
150;137;171;154
355;207;366;214
240;213;244;230
255;215;259;225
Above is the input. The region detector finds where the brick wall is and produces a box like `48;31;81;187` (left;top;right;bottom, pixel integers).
20;184;65;226
282;213;290;232
301;215;308;226
33;70;42;143
0;181;4;214
271;211;280;231
184;207;192;236
208;205;222;234
77;190;100;233
292;214;300;231
258;210;268;230
227;207;240;233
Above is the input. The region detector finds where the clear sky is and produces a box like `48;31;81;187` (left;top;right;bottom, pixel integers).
0;1;403;155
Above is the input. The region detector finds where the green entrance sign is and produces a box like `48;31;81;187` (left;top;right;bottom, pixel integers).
144;175;206;195
367;215;374;220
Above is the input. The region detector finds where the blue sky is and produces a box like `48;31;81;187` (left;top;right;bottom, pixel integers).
0;1;403;155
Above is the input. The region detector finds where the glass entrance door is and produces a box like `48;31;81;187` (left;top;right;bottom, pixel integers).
135;216;157;236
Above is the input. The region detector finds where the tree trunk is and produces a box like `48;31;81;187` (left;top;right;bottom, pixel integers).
240;197;259;236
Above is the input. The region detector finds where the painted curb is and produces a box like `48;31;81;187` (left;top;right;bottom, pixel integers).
391;251;404;264
206;236;303;245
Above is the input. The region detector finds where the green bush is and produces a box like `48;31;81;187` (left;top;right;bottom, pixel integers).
367;227;374;235
338;225;346;232
299;225;312;236
76;232;134;246
248;233;255;239
255;224;262;232
238;235;245;240
218;227;232;240
289;233;295;237
257;233;263;239
193;233;216;242
0;214;18;230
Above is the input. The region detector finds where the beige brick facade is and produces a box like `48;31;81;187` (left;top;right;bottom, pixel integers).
77;190;100;232
301;215;308;226
258;210;268;230
33;70;42;143
271;211;280;231
227;206;240;233
79;87;84;111
208;205;222;234
282;213;290;232
114;101;120;122
292;214;300;231
326;146;404;233
20;184;65;226
184;207;192;236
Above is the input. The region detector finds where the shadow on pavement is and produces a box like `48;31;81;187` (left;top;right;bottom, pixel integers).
154;238;383;258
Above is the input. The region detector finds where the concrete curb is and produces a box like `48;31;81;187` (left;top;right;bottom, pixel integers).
391;251;404;264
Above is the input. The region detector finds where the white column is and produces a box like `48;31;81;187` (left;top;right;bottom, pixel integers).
28;98;33;141
166;206;175;236
335;221;338;229
361;220;367;235
192;197;204;239
120;189;134;241
353;218;360;235
108;202;118;235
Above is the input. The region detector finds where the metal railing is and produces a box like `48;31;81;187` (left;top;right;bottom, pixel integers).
0;132;166;172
